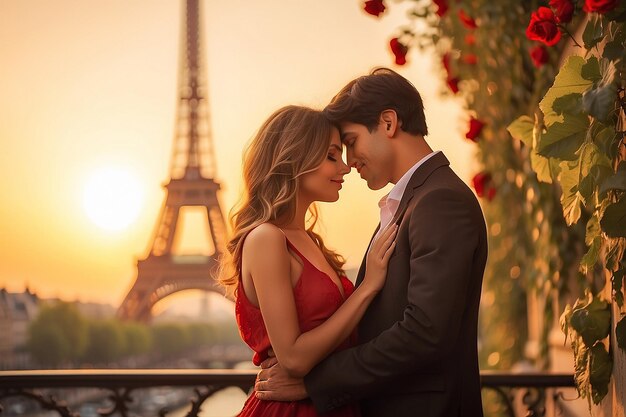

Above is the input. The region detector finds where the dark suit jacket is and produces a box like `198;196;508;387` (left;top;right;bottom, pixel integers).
304;152;487;417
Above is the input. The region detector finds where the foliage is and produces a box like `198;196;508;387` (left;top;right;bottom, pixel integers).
151;323;194;356
510;3;625;406
122;321;153;357
189;322;218;345
83;320;127;365
27;301;88;367
26;301;241;367
27;324;72;368
360;0;626;407
561;291;612;405
363;0;587;372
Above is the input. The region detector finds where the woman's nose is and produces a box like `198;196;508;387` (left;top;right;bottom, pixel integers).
339;159;350;174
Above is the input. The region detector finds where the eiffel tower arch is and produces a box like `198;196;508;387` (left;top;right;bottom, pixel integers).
118;0;227;322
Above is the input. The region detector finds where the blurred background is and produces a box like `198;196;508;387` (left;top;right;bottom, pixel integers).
2;0;625;416
0;0;472;308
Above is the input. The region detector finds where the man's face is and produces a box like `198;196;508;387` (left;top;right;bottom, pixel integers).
340;121;393;190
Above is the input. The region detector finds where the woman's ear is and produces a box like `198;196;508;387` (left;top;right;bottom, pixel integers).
379;109;399;137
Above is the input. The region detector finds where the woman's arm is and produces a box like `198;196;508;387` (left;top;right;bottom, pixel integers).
243;223;396;378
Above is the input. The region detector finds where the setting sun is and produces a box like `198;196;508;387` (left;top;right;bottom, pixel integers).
82;168;144;231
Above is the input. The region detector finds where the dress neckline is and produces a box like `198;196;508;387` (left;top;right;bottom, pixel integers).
237;231;349;309
282;235;347;301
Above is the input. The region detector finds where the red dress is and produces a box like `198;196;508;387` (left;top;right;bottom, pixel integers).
235;238;361;417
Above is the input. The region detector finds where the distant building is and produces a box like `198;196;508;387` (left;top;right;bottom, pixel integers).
73;300;116;319
0;288;40;369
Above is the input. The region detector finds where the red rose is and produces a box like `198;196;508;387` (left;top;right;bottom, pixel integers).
526;7;562;46
530;45;549;67
364;0;386;17
389;38;408;65
549;0;575;23
442;53;451;73
433;0;449;17
458;9;478;29
462;54;478;65
446;77;459;94
472;172;496;200
583;0;619;13
466;117;485;142
464;33;476;45
442;54;459;92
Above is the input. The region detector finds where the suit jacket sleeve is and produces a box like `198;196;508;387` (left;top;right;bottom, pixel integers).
304;188;483;412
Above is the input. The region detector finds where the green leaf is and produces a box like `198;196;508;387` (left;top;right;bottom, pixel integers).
580;236;601;274
582;141;613;175
600;161;626;195
582;60;618;123
559;160;584;225
600;195;626;238
572;339;590;405
617;316;626;351
528;114;560;183
553;93;583;115
594;126;619;158
569;295;611;347
606;239;626;271
581;56;601;82
585;214;601;246
579;174;595;208
613;268;625;307
603;39;626;61
577;142;613;207
589;342;612;405
536;114;588;160
540;56;594;126
590;163;617;202
560;303;573;337
530;150;558;183
507;115;534;148
577;143;597;206
583;87;617;122
582;15;604;50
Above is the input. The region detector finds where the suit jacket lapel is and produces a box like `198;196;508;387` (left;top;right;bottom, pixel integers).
395;152;450;215
356;224;379;286
354;152;451;287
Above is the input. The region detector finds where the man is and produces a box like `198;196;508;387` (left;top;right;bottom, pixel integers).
255;68;488;417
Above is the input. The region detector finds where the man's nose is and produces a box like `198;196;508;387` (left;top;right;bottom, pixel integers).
345;151;356;168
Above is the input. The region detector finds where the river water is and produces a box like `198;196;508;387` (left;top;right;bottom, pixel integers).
168;386;248;417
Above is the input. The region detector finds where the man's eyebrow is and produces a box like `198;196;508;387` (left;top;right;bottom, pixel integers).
340;132;353;142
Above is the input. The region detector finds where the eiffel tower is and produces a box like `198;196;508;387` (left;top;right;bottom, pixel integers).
118;0;227;322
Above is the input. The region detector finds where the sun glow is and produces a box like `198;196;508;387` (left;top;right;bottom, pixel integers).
82;167;144;231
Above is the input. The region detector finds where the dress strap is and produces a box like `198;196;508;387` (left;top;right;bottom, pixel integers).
277;228;308;265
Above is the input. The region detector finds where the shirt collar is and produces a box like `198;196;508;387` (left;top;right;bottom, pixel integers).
387;150;440;202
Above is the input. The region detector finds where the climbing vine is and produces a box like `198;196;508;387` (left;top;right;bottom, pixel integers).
361;0;626;408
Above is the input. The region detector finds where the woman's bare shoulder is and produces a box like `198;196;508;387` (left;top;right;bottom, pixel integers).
243;223;287;254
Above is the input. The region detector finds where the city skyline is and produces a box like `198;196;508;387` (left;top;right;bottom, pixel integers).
0;0;475;307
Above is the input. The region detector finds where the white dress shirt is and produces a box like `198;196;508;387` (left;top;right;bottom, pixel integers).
376;151;440;236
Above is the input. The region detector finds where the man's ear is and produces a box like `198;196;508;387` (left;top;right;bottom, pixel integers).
379;109;399;137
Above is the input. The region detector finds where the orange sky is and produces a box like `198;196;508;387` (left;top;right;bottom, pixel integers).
0;0;475;306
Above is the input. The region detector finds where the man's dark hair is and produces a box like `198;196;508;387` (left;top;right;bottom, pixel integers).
323;67;428;136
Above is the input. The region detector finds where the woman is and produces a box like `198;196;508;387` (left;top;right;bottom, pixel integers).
219;105;397;417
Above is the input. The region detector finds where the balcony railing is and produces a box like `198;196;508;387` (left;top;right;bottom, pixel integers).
0;370;576;417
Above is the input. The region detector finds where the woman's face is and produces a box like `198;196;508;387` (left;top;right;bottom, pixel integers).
300;127;350;203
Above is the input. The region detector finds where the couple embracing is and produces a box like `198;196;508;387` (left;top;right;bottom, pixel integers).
219;68;488;417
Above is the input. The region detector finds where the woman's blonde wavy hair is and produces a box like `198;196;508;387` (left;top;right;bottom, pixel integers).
218;105;345;298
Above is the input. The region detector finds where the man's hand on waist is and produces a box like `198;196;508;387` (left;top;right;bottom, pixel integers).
255;357;308;401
